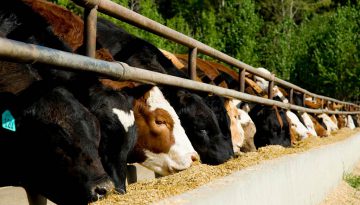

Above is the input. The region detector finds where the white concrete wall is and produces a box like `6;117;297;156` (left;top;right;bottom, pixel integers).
158;132;360;205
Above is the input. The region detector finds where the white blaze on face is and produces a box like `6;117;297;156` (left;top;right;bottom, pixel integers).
226;99;245;153
318;113;338;132
347;115;355;129
301;113;318;137
112;108;135;132
286;111;311;140
143;86;198;175
254;67;271;92
273;86;289;103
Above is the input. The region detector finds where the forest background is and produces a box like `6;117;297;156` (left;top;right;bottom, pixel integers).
51;0;360;102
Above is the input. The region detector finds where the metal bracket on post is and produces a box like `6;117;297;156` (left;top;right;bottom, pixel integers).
239;68;246;92
268;74;275;99
188;47;197;81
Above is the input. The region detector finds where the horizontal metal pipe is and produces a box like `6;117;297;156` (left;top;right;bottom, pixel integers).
0;38;358;115
72;0;359;107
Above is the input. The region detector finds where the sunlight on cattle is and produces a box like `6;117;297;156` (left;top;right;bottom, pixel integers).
142;86;198;175
301;113;318;137
286;111;312;141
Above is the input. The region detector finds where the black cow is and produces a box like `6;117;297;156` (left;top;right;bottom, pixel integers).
0;83;114;205
249;105;291;148
0;0;136;196
95;18;234;164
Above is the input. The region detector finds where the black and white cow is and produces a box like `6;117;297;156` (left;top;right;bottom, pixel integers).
0;83;114;205
94;18;234;164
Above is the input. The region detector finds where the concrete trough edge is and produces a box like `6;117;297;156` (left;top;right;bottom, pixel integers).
157;132;360;205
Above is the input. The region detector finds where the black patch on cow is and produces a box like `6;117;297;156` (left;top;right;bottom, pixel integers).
249;105;291;148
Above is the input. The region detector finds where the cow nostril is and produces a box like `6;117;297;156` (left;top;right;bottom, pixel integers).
95;186;108;196
191;152;200;162
90;180;114;202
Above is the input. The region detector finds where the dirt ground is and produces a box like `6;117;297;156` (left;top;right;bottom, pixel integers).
320;161;360;205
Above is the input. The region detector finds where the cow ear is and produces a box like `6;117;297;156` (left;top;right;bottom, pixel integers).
177;90;191;104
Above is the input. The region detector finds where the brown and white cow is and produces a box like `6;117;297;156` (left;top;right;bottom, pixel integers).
308;114;330;137
317;113;338;132
129;85;199;175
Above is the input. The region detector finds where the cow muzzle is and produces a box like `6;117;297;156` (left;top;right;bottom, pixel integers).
89;178;115;202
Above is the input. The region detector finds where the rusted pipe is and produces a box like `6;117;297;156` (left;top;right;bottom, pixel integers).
73;0;359;108
268;74;275;99
83;6;98;58
0;38;358;115
188;47;197;81
289;88;294;104
239;69;246;93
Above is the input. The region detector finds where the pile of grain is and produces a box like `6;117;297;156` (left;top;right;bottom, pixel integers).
92;128;360;205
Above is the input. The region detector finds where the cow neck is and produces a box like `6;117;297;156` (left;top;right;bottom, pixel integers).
273;106;284;128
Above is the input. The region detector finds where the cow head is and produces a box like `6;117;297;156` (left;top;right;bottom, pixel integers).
286;111;312;143
301;112;318;137
337;114;347;129
129;86;198;176
253;67;271;92
249;105;290;148
317;113;338;132
224;99;245;153
309;114;330;137
346;115;356;129
18;86;113;205
238;107;257;152
173;90;234;165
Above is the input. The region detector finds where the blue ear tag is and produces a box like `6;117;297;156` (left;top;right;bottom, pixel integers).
2;110;16;132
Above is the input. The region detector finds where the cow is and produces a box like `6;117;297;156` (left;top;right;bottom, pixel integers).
308;114;330;137
352;114;360;127
249;105;291;148
160;52;257;153
317;113;338;132
0;83;114;205
300;112;318;137
270;85;313;143
117;84;199;175
336;114;347;129
346;115;356;129
23;0;235;165
93;17;235;164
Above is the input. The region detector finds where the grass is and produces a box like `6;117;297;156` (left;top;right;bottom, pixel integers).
344;174;360;189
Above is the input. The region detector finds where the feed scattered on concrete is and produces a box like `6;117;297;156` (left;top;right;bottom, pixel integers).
92;128;360;205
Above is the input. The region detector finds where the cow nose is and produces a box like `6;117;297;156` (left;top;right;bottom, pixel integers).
191;152;200;162
90;179;114;202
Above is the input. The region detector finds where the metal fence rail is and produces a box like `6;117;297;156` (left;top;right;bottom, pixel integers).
0;38;359;115
70;0;359;109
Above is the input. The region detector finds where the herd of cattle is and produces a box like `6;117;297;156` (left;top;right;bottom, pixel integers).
0;0;359;204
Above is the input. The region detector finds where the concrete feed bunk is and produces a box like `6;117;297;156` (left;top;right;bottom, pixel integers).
159;131;360;205
89;128;360;205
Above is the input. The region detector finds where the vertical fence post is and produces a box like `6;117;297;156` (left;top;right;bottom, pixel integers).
239;69;246;92
268;74;275;99
188;47;197;80
303;94;306;108
84;5;98;58
289;88;294;104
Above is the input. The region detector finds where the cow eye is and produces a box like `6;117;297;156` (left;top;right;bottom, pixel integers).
155;120;165;125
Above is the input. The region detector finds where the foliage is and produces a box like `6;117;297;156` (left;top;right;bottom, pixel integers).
51;0;360;101
344;173;360;189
